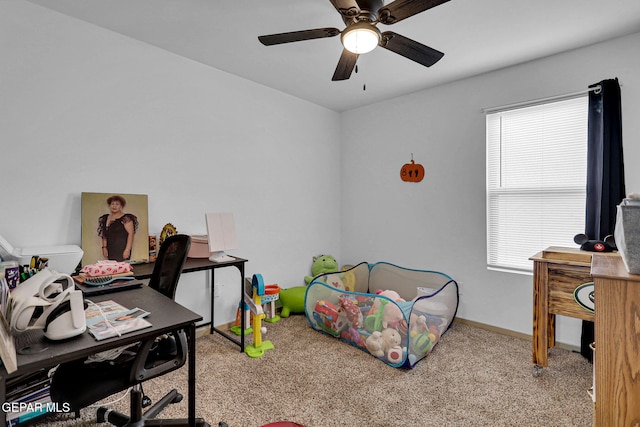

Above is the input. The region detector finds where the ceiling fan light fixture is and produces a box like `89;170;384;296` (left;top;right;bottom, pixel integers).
341;23;381;54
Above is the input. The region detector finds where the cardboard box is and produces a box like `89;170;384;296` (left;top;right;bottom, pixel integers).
188;234;210;258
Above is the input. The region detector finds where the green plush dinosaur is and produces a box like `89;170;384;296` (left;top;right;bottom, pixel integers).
304;254;339;284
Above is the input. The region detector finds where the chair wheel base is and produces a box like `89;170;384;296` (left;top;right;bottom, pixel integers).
97;407;107;423
96;406;129;426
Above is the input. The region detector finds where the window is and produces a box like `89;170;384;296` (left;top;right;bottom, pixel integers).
486;96;588;273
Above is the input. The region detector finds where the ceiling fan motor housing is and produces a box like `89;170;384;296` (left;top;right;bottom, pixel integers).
339;0;384;25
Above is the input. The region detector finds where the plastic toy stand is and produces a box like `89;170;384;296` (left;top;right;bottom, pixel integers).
244;274;275;358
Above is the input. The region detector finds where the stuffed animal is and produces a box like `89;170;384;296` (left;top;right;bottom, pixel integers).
341;270;356;292
380;328;402;353
381;328;405;363
409;314;429;337
323;273;345;291
381;301;405;329
369;289;405;314
367;290;405;320
365;331;385;358
338;296;363;329
305;254;339;284
378;289;404;301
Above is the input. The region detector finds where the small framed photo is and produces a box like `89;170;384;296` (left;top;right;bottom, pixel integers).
81;192;149;266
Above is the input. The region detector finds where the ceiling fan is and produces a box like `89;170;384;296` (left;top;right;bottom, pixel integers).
258;0;449;81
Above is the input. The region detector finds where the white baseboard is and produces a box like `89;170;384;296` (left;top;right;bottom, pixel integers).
454;317;580;353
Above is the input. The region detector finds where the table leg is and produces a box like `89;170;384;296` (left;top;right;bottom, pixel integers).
208;262;245;352
188;324;196;427
532;261;550;372
238;263;245;352
209;269;215;335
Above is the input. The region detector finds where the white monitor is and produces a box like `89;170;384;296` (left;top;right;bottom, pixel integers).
205;213;238;262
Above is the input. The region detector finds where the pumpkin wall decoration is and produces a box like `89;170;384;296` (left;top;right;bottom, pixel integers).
400;155;425;183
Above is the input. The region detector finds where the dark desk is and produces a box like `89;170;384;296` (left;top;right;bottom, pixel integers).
133;257;248;352
0;286;203;427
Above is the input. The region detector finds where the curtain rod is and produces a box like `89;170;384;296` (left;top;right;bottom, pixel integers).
481;85;602;114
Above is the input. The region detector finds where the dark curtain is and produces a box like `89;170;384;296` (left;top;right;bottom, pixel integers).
581;78;625;361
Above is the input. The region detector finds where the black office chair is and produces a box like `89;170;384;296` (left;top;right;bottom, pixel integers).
51;234;208;426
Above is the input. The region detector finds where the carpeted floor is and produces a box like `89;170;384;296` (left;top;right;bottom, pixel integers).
34;315;593;427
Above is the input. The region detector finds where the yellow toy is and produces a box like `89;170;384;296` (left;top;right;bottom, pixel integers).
244;274;275;358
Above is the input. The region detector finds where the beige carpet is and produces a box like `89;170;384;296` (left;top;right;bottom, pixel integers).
35;315;593;427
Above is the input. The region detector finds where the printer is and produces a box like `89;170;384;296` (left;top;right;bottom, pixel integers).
0;234;84;275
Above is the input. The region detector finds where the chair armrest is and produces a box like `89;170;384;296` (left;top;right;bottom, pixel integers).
130;329;188;383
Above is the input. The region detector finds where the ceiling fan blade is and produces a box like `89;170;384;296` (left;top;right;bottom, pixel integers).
328;0;361;18
378;0;450;25
332;49;359;81
380;31;444;67
258;28;340;46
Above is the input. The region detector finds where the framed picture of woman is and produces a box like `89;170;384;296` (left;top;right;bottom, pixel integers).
81;192;149;266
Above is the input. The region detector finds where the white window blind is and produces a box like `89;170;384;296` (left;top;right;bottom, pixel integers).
486;96;588;272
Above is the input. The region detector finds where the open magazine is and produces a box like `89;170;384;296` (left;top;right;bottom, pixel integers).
85;300;151;341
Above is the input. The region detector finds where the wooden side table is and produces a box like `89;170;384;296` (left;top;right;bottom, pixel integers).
530;247;596;376
591;254;640;426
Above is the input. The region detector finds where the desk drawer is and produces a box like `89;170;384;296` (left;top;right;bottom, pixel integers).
548;264;594;321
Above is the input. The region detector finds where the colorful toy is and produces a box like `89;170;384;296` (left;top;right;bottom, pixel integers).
279;286;307;318
314;300;340;322
305;262;459;368
364;298;388;333
386;345;405;364
304;254;339;284
313;300;349;336
262;284;281;323
229;300;253;336
244;274;275;358
341;327;366;347
338;296;362;329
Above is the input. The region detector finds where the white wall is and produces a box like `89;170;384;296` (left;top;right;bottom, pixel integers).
341;32;640;347
0;1;342;326
3;1;639;344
